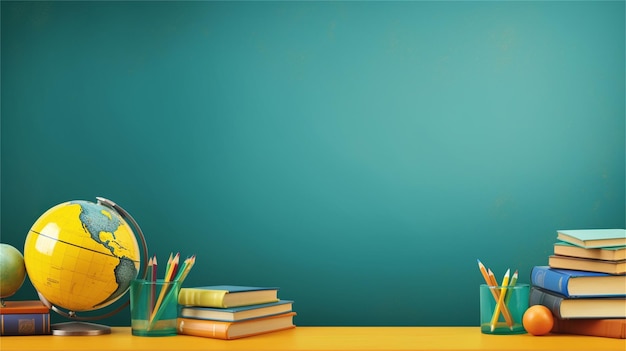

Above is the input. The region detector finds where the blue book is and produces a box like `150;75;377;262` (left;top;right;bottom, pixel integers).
179;300;293;322
0;313;51;336
531;266;626;298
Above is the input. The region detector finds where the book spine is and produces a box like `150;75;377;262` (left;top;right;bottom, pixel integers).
552;318;626;339
529;287;564;319
178;290;227;308
531;266;571;297
176;317;230;339
0;313;51;336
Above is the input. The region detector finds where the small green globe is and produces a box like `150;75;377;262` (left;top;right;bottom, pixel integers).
0;243;27;299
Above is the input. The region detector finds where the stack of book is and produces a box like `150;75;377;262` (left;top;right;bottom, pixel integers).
0;300;51;336
175;285;296;340
529;229;626;339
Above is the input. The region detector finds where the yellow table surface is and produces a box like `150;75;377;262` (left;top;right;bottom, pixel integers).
1;327;625;351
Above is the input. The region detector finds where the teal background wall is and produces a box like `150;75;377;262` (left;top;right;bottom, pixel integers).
1;1;624;326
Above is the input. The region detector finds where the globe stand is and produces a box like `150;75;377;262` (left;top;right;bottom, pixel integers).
52;321;111;336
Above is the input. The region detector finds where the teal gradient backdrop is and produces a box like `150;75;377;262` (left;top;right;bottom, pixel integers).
1;1;624;326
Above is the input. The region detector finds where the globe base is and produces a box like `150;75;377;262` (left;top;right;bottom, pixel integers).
52;321;112;336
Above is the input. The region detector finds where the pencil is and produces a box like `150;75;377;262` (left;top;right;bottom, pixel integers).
176;255;195;284
150;255;157;315
490;269;510;332
477;259;493;286
487;268;497;286
146;256;154;316
164;253;173;277
477;260;514;329
504;270;518;305
168;253;180;281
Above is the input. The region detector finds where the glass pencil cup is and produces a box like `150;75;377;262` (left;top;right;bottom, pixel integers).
479;283;529;335
130;279;180;337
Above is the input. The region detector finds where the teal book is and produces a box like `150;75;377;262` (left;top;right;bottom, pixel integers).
179;300;293;322
531;266;626;297
178;285;279;308
557;229;626;248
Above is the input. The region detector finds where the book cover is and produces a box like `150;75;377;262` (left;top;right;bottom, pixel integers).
557;229;626;249
176;312;296;339
0;300;51;336
180;300;293;322
554;241;626;261
531;266;626;297
178;285;279;308
551;318;626;339
0;300;50;314
0;313;51;336
548;255;626;275
529;286;626;319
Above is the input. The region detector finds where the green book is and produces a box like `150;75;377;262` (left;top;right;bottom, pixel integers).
556;229;626;249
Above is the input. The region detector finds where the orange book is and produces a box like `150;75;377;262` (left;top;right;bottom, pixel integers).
552;318;626;339
0;300;49;314
177;312;296;339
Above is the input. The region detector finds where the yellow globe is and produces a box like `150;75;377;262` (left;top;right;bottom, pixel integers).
24;200;141;312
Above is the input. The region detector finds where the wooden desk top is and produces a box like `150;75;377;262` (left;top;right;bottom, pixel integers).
0;327;624;351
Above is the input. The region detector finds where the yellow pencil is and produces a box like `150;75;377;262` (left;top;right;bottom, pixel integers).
490;269;510;332
504;270;519;305
477;260;514;328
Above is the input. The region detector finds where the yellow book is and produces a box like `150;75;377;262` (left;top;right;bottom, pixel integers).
177;285;279;308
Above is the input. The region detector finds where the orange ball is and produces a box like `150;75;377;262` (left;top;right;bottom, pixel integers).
523;305;554;336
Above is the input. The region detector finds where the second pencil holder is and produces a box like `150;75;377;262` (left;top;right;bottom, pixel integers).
130;279;180;337
479;283;529;335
